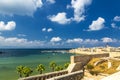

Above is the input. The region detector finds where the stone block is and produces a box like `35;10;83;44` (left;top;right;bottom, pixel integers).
67;62;83;73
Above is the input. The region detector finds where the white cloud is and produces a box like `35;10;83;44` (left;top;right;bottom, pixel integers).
0;0;43;16
68;0;92;22
111;23;120;30
0;36;45;47
50;37;62;42
0;21;16;31
42;28;46;32
46;0;55;4
0;36;62;48
48;0;92;24
84;39;99;43
65;37;120;47
111;16;120;30
42;28;53;32
88;17;105;31
101;37;117;43
0;36;119;48
67;38;83;43
66;38;98;44
47;28;53;32
18;34;27;37
113;16;120;22
66;5;71;9
48;12;71;24
35;0;43;8
111;23;116;28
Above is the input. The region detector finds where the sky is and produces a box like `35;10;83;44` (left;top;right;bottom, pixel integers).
0;0;120;48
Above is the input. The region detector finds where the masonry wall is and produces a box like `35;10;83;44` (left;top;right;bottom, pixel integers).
109;52;120;57
71;53;109;64
46;70;83;80
18;70;68;80
67;53;109;73
18;54;109;80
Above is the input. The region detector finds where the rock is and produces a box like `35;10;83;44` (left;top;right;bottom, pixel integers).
116;65;120;71
94;59;107;66
108;61;112;69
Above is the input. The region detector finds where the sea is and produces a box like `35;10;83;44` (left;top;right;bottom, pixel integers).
0;49;76;80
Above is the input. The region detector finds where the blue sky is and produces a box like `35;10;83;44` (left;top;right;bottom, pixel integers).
0;0;120;48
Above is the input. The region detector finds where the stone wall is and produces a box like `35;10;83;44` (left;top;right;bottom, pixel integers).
109;52;120;57
67;53;109;73
67;62;83;73
18;54;109;80
46;70;83;80
71;53;109;64
18;70;68;80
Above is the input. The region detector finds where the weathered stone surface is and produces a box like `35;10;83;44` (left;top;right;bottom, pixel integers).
67;62;82;73
116;65;120;71
71;54;109;64
18;70;68;80
108;61;112;69
46;70;83;80
18;54;109;80
101;71;120;80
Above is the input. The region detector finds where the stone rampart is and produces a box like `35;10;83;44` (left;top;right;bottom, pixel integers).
18;70;68;80
109;52;120;57
67;62;83;73
46;70;83;80
71;53;109;64
18;54;109;80
67;53;109;73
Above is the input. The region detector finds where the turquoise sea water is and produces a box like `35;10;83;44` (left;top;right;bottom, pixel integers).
0;49;75;80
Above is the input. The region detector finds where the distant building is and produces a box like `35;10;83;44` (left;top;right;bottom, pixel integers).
69;46;120;57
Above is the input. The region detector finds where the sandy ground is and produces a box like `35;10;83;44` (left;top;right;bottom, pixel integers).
82;70;109;80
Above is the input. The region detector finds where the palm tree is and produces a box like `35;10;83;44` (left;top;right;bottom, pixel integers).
64;63;70;69
23;66;33;77
16;65;24;78
49;61;57;72
55;66;63;71
36;64;45;74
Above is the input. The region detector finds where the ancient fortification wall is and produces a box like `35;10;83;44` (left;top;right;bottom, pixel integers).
47;70;83;80
18;53;109;80
18;70;68;80
67;53;109;73
109;52;120;57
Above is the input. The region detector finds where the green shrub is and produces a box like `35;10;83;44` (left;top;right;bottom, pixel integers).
100;66;105;69
49;61;57;72
36;64;45;74
86;64;94;70
64;63;70;69
89;70;99;76
55;66;63;71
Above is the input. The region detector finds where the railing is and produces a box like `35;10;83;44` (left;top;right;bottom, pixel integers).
46;70;83;80
18;70;68;80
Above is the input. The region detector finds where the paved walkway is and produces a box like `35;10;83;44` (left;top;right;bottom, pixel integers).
82;70;107;80
101;71;120;80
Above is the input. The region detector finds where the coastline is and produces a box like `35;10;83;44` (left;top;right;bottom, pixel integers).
0;49;74;80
